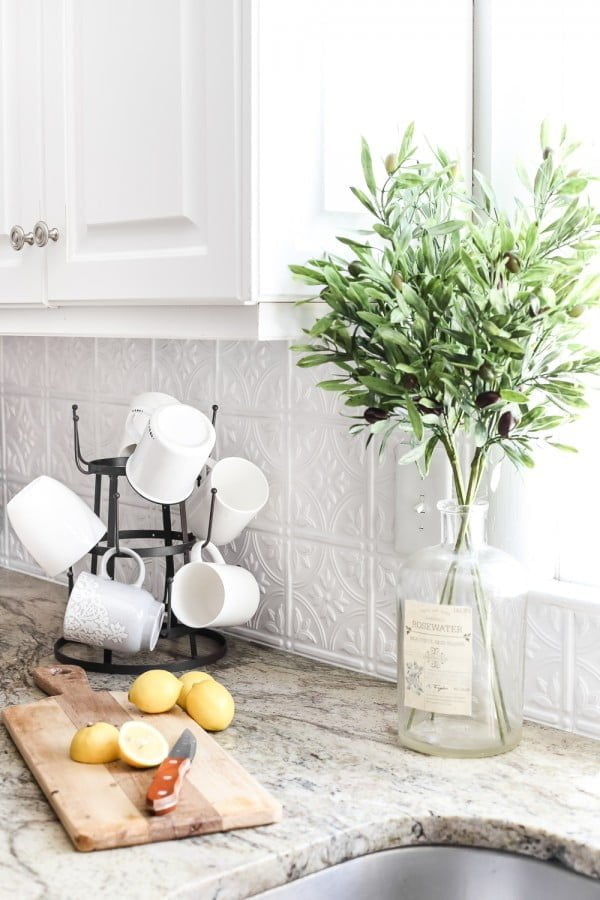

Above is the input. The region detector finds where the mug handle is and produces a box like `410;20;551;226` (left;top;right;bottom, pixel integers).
192;541;225;565
100;546;146;587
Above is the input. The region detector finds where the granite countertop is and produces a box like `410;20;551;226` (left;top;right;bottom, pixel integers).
1;568;599;899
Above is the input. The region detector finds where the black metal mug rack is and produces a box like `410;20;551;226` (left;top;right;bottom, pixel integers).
53;403;227;675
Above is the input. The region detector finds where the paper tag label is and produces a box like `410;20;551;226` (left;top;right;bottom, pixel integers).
403;599;473;716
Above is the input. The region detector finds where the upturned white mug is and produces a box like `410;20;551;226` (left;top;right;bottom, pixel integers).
118;391;180;457
126;403;216;505
170;541;260;629
63;547;164;654
7;476;107;577
187;457;269;546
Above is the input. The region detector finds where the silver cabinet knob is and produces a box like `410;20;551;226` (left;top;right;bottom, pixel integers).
10;225;34;251
33;220;59;247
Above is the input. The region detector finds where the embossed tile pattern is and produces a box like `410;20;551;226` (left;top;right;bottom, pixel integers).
153;339;215;407
47;337;95;396
523;600;567;729
96;338;152;403
573;611;600;738
0;335;597;739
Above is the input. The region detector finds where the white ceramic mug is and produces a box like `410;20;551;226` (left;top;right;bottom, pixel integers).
187;457;269;546
170;542;260;629
7;476;107;578
63;547;164;653
126;403;216;505
118;391;180;457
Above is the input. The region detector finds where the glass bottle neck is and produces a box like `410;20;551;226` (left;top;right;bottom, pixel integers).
438;500;488;551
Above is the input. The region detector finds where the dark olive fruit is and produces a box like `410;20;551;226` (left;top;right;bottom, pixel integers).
568;304;585;318
498;411;515;438
392;272;404;291
401;373;419;392
348;262;363;279
384;153;398;175
542;146;552;160
416;402;443;416
503;252;521;274
364;407;389;424
475;390;500;409
478;363;495;382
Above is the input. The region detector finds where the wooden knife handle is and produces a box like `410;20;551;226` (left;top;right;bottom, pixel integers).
147;756;191;816
33;665;91;698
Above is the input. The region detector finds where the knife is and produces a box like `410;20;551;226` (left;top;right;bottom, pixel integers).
146;728;197;816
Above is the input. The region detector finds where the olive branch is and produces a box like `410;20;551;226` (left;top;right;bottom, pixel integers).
290;121;600;508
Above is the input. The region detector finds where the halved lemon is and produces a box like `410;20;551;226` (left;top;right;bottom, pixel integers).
118;720;169;769
70;722;120;764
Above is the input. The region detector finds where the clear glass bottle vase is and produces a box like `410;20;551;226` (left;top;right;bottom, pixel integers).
397;499;527;758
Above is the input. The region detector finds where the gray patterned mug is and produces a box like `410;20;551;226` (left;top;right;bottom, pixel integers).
62;547;164;654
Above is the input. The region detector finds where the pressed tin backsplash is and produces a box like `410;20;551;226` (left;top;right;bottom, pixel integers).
0;336;598;739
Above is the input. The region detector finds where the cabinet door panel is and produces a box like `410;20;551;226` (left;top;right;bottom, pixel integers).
0;2;44;305
258;0;473;299
43;0;246;304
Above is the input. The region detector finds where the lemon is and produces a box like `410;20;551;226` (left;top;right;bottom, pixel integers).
128;669;181;714
70;722;120;764
186;679;234;732
177;671;213;711
118;720;169;768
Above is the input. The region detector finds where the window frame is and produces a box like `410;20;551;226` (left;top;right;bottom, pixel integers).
473;0;600;608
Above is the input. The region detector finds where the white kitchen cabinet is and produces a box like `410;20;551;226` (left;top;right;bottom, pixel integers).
0;0;473;338
42;0;246;305
0;1;45;305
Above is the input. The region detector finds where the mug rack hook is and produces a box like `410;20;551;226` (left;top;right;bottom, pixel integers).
201;487;218;549
72;404;91;474
113;491;120;555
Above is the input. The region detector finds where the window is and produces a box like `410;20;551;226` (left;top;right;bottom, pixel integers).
475;0;600;590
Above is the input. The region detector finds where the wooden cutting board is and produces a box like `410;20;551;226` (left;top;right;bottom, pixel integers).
2;665;281;851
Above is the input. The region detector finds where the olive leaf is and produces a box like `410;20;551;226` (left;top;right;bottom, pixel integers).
500;389;528;403
397;442;428;465
360;137;377;197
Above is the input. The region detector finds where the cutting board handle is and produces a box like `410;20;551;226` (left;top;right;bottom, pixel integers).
33;665;92;698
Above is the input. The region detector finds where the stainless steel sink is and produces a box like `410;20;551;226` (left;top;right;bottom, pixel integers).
254;846;600;899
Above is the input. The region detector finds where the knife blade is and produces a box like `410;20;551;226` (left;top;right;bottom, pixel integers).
146;728;197;816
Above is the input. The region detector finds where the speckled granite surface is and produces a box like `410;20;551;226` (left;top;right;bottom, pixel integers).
1;568;599;900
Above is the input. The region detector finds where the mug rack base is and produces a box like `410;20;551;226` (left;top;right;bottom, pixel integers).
53;627;227;676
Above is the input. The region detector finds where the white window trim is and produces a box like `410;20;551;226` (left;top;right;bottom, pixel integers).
529;580;600;612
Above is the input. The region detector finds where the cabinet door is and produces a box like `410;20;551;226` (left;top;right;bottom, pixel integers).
257;0;473;300
0;2;44;305
42;0;247;305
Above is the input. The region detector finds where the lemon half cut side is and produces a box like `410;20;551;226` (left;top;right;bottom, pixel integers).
118;720;170;769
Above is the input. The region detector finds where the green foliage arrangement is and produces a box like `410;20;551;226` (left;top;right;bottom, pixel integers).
291;123;600;507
